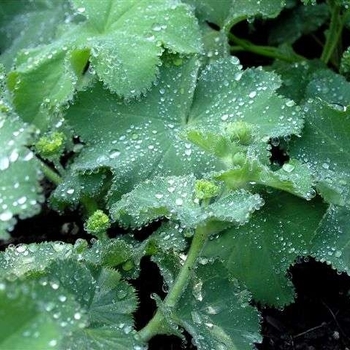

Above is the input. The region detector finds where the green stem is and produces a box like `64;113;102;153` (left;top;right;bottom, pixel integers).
138;225;210;342
39;161;62;185
229;33;305;63
321;2;342;65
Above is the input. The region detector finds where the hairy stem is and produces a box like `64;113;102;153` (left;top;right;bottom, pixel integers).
138;225;210;342
39;161;62;185
229;33;305;63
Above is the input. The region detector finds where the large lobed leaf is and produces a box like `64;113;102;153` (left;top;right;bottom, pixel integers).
175;261;261;350
7;0;202;132
0;241;144;349
203;191;327;306
59;56;303;206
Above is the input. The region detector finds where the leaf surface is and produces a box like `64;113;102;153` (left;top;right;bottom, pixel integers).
310;205;350;273
290;99;350;206
111;174;264;229
0;112;43;239
7;0;202;130
203;191;327;306
175;261;261;349
0;246;144;349
184;0;285;30
0;0;73;70
63;56;303;203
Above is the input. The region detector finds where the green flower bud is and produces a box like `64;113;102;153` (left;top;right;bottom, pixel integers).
195;179;219;200
232;152;247;166
85;210;111;235
226;121;255;146
35;132;65;159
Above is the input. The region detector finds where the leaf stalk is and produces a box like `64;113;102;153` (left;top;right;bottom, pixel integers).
138;225;210;342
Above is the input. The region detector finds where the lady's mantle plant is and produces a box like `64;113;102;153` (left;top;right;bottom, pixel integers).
0;0;350;349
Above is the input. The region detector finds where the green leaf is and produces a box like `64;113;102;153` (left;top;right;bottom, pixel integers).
0;248;143;349
269;3;329;45
310;205;350;273
0;112;43;239
203;191;327;306
8;0;202;121
111;174;264;230
290;99;350;206
340;46;350;78
175;261;261;349
0;0;73;70
217;158;315;199
50;170;107;211
7;47;81;131
184;0;286;30
274;62;350;106
63;56;303;204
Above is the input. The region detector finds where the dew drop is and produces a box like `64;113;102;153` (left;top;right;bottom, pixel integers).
0;211;13;222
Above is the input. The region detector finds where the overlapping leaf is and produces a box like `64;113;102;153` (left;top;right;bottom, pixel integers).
203;191;327;306
184;0;285;30
61;56;304;205
0;240;145;349
269;3;329;46
310;205;350;273
111;174;264;230
0;0;73;70
175;261;261;350
7;0;202;132
290;99;350;206
0;112;43;239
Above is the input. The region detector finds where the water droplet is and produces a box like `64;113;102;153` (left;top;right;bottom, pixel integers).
282;163;295;173
0;211;13;221
335;250;342;258
0;157;9;170
175;198;183;206
249;91;257;98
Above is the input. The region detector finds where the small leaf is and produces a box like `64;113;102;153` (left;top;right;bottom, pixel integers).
110;174;264;230
175;261;262;349
203;191;327;306
217;158;315;199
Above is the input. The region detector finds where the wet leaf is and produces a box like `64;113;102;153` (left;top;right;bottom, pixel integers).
184;0;285;30
110;174;264;230
175;261;261;349
0;0;73;70
7;0;202;130
310;205;350;273
0;259;142;350
0;112;43;239
290;99;350;206
62;56;303;205
203;191;327;306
